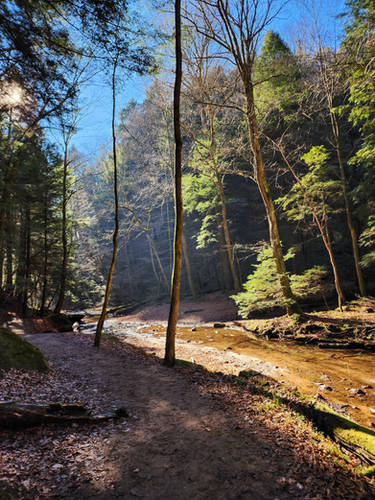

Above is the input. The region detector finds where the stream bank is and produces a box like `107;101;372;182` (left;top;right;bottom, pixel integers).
79;317;375;432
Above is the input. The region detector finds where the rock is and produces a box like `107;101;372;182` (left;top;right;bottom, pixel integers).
370;408;375;415
349;388;366;396
190;327;197;332
239;370;259;379
318;384;333;392
213;322;225;328
0;328;49;371
362;384;373;389
315;394;328;403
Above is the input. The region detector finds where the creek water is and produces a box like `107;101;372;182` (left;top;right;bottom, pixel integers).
83;319;375;429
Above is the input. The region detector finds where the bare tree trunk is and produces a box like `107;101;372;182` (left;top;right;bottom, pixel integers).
166;202;173;273
54;146;68;314
182;233;197;298
164;0;183;367
207;105;240;292
0;244;3;291
217;178;240;292
149;237;161;294
278;145;346;310
40;192;48;315
0;164;13;293
244;83;301;315
94;54;120;348
22;207;31;317
5;208;13;294
217;219;232;291
145;230;170;293
330;111;366;296
325;220;345;311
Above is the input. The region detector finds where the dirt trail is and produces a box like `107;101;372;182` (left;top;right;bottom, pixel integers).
8;332;368;499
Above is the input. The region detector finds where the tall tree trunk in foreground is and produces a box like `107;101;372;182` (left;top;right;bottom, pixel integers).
94;55;120;348
164;0;183;367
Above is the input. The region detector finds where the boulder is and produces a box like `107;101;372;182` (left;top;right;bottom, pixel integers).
0;328;48;371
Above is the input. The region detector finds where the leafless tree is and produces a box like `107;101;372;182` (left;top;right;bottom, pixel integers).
184;0;301;315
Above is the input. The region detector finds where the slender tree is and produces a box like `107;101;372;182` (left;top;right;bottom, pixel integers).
54;118;77;313
94;53;120;348
186;0;301;315
164;0;183;366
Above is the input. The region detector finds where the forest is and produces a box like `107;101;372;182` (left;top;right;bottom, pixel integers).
1;0;375;498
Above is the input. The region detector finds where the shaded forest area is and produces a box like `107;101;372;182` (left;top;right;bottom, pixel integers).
1;0;374;321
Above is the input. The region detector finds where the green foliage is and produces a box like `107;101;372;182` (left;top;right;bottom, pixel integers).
183;172;220;249
300;145;330;167
182;127;231;251
360;215;375;267
344;1;375;208
277;146;342;223
231;246;330;317
255;30;301;113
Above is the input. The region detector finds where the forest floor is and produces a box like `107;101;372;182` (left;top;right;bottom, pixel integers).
0;327;375;499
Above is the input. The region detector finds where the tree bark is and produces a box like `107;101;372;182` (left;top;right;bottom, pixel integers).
5;207;13;294
244;82;301;315
217;177;240;292
40;191;49;315
0;402;127;429
277;145;346;310
22;207;31;317
164;0;183;367
330;111;366;297
94;54;120;348
182;233;197;298
54;144;68;314
217;219;232;290
145;230;170;293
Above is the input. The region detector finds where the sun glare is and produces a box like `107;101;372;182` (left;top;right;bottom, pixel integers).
1;82;24;108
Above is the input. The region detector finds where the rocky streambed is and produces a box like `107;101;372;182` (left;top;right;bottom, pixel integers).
78;317;375;431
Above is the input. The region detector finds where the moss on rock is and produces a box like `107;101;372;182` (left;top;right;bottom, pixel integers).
0;328;48;371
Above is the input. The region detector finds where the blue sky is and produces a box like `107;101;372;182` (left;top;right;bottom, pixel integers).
69;0;348;161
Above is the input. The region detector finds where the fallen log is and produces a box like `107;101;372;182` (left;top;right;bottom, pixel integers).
238;372;375;465
0;401;129;429
107;301;148;317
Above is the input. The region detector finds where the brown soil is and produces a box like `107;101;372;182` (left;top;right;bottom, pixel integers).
1;331;373;499
115;292;238;324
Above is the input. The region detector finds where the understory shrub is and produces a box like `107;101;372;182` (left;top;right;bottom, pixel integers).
231;246;331;317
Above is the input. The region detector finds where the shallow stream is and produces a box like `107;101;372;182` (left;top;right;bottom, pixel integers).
83;319;375;429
